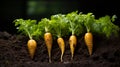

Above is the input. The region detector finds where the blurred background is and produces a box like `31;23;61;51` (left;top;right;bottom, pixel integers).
0;0;120;34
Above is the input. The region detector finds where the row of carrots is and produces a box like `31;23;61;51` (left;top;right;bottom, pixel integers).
13;11;120;63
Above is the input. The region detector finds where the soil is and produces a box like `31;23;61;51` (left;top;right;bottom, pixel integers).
0;31;120;67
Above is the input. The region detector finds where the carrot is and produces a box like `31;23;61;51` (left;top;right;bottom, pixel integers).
83;13;95;56
84;32;93;55
38;18;53;63
69;35;77;60
57;37;65;62
50;14;69;62
66;11;83;60
27;39;37;59
14;19;38;59
44;32;53;63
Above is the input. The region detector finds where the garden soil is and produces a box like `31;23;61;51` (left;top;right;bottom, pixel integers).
0;31;120;67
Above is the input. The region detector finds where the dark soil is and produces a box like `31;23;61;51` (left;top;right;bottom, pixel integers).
0;31;120;67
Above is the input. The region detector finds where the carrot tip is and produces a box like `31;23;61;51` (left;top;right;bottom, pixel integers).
49;59;52;63
89;52;92;56
60;55;63;62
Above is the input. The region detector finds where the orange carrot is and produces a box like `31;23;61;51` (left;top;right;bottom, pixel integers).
50;14;69;62
14;19;38;59
84;32;93;55
27;39;37;59
83;13;95;56
66;11;83;60
69;35;77;60
44;32;53;63
57;37;65;62
38;18;53;63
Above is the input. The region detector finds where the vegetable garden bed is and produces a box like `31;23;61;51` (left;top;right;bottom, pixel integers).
0;31;120;67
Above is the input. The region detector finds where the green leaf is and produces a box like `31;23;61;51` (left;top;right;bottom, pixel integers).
66;11;84;36
50;14;69;37
95;15;120;38
13;19;38;39
83;13;95;32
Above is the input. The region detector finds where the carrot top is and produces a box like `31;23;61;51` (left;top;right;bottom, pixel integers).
13;19;38;40
82;13;96;33
50;14;69;38
14;11;120;39
38;18;54;38
66;11;84;36
94;15;120;37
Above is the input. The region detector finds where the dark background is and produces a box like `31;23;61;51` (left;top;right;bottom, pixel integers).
0;0;120;34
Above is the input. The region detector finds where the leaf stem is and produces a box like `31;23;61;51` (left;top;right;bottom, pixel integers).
72;29;75;35
86;26;90;33
25;29;32;40
45;26;49;33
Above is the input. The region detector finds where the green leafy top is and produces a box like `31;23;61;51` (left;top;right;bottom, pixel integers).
38;18;54;38
50;14;69;38
94;15;120;37
13;19;38;40
66;11;84;36
82;13;96;33
13;11;120;39
38;18;51;32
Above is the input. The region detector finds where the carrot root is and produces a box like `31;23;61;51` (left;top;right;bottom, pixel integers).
69;35;77;60
27;39;37;59
44;32;53;63
57;37;65;62
84;32;93;56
